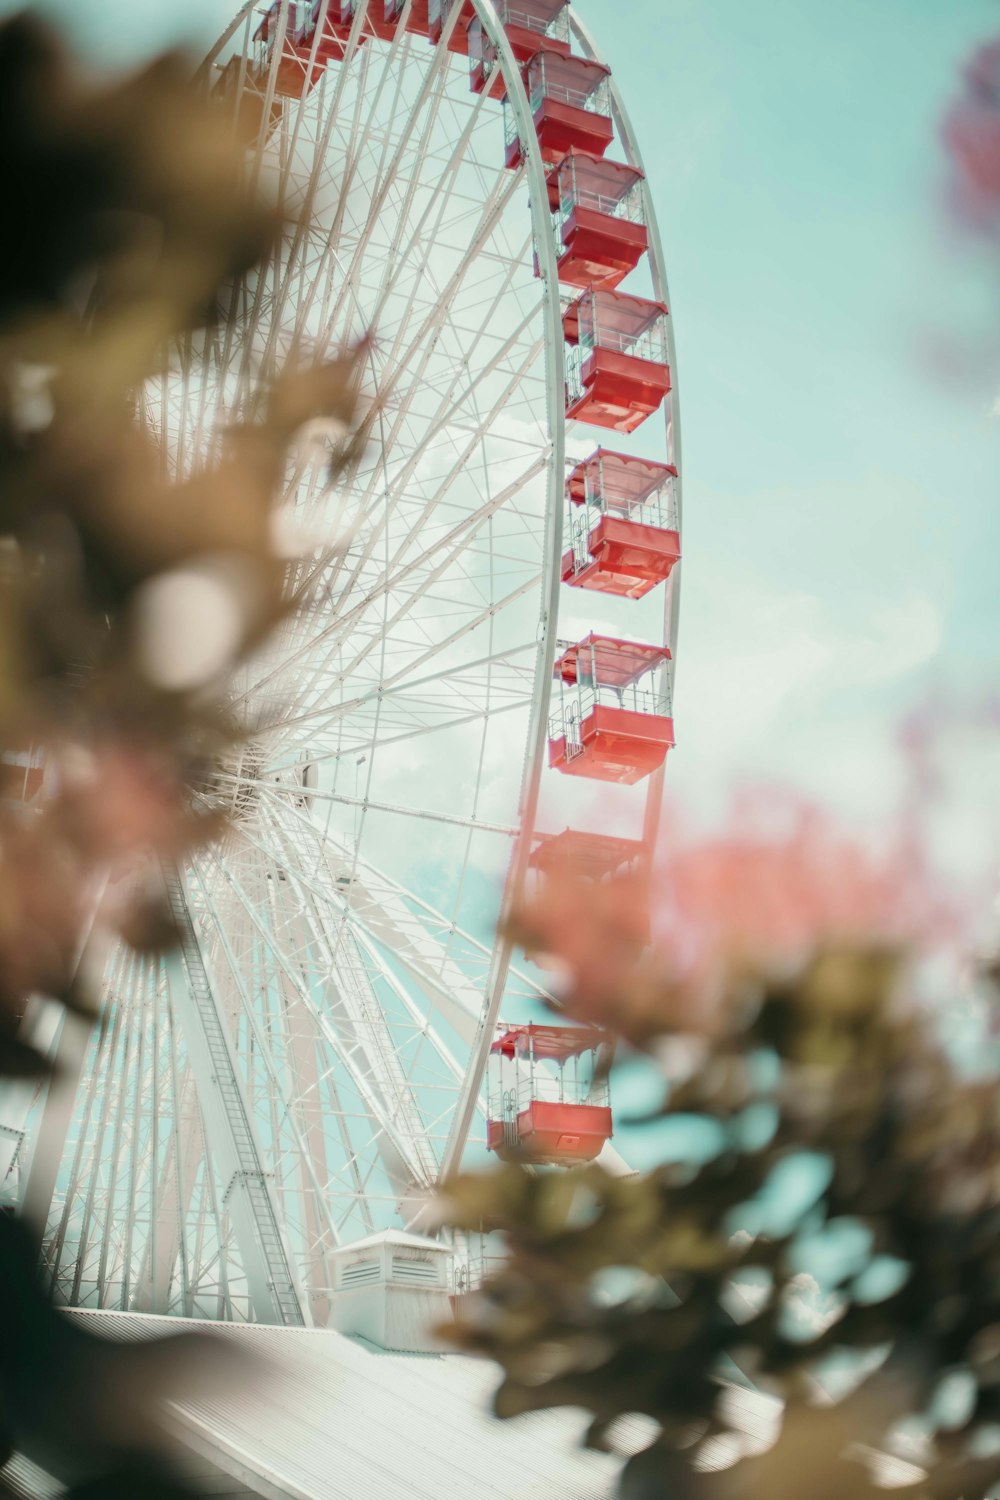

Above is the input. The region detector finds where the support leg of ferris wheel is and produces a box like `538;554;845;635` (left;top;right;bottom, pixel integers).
186;863;346;1296
196;833;440;1208
12;1028;89;1241
131;1060;204;1315
0;997;62;1192
160;864;310;1326
260;816;443;1184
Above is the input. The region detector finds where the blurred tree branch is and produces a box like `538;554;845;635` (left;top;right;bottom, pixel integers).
442;829;1000;1500
0;13;362;1494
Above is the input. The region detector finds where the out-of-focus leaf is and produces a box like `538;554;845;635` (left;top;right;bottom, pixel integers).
442;848;999;1499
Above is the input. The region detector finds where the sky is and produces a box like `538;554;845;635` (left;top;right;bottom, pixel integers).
12;0;999;850
579;0;999;827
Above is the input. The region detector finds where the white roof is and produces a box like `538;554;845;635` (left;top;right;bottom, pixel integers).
63;1310;632;1500
331;1228;452;1256
2;1311;926;1499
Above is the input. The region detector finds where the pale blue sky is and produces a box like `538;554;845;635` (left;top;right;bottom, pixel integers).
587;0;999;824
15;0;999;836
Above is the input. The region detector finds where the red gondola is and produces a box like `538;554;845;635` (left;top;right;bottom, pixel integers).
296;0;368;63
561;448;680;597
505;51;613;168
428;0;476;53
548;633;674;783
366;0;409;40
543;150;648;289
529;828;647;881
403;0;433;36
469;0;570;100
253;1;330;95
563;288;670;432
486;1023;613;1164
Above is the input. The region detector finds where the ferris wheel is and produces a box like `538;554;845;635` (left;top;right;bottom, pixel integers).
2;0;681;1326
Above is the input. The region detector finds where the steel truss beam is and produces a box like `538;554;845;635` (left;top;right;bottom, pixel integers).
161;866;309;1326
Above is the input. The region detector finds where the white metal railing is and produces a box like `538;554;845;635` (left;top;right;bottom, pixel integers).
629;476;678;530
498;1;570;43
565;340;585;405
530;73;610;117
454;1249;508;1294
514;1071;608;1108
568;502;592;569
559;178;644;226
549;674;673;743
563;698;584;757
487;1085;518;1121
564;480;678;579
488;1063;610;1115
579;319;668;364
577;473;679;531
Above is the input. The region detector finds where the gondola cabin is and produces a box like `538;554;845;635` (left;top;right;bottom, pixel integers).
544;150;648;289
428;0;476;52
562;448;680;597
548;633;674;783
254;1;330;95
529;828;646;882
486;1024;613;1165
528;829;652;947
404;0;433;35
505;51;613;168
469;0;570;100
564;289;671;432
296;0;367;63
519;830;648;966
366;0;407;40
528;830;650;945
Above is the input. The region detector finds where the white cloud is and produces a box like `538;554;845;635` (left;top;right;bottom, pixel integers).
675;570;943;780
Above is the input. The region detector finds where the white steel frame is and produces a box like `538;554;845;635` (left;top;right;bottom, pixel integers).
0;0;680;1322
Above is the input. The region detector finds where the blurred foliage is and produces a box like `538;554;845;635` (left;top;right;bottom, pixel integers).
934;33;1000;387
0;12;361;1495
942;36;1000;246
442;842;1000;1499
0;12;361;1076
